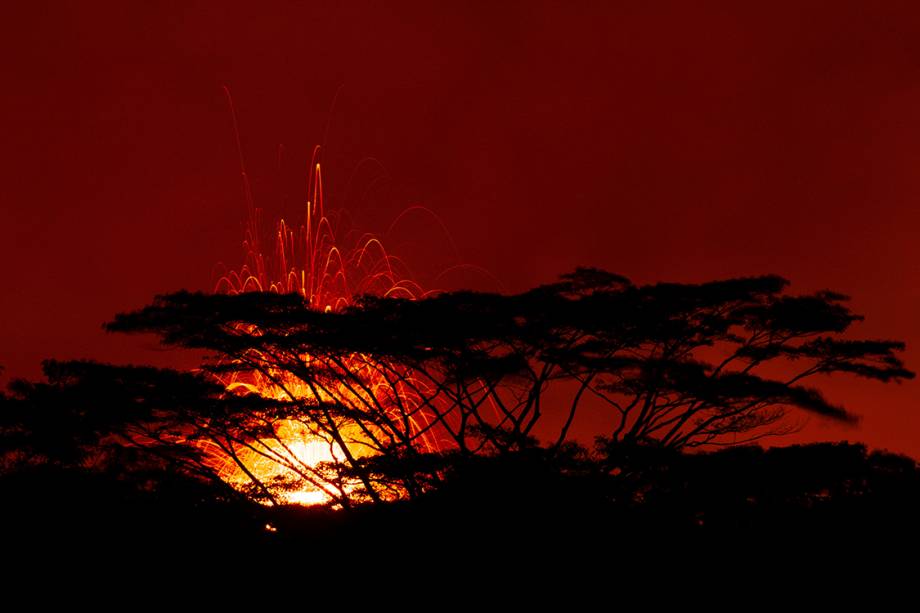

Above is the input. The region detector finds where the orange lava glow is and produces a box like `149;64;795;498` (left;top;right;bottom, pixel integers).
205;139;436;506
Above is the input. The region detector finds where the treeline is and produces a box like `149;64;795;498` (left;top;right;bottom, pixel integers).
1;268;917;548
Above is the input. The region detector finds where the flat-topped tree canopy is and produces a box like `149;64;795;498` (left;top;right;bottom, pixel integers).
107;267;913;452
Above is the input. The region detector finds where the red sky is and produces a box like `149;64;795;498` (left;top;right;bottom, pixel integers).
2;2;919;457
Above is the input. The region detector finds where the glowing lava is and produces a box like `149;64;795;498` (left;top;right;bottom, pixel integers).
205;143;434;506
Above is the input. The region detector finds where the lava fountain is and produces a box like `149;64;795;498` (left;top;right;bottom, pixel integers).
202;140;441;506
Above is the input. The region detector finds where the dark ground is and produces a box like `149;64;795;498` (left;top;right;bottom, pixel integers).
4;442;918;565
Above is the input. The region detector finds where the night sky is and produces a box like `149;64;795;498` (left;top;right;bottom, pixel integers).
3;2;920;456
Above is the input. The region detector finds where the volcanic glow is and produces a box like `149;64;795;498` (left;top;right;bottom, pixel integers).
205;145;438;506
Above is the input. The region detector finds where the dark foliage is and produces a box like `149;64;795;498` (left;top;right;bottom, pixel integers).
1;268;916;552
5;442;919;558
103;268;914;503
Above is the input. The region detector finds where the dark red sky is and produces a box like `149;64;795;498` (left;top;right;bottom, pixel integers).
3;2;920;456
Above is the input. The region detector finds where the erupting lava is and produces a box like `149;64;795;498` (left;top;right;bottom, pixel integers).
213;146;427;306
205;142;437;506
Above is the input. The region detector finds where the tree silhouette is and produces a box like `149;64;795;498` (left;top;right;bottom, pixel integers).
2;266;919;554
86;267;912;505
0;361;280;551
0;360;268;497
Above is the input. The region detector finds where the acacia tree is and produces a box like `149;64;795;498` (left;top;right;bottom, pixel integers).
89;267;912;505
529;271;913;448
